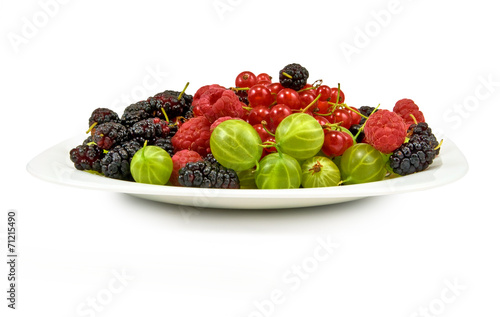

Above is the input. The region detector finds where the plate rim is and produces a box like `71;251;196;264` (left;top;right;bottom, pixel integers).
26;135;469;204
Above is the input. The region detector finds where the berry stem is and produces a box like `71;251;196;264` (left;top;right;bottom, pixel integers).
260;121;275;137
161;107;170;123
434;139;444;150
259;140;278;149
231;87;250;91
312;79;323;88
326;102;341;114
322;122;343;131
336;83;341;104
282;72;293;79
141;140;148;159
353;104;380;140
177;82;190;101
86;122;98;134
409;113;418;124
344;105;368;119
297;86;316;93
275;142;283;159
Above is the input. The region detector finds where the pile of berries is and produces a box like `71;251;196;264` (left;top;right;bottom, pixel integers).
69;63;442;189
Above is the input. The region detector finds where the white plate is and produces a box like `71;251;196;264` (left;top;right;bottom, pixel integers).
27;136;468;209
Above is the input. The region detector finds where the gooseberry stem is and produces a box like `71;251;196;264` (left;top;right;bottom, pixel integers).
141;141;148;159
308;160;323;175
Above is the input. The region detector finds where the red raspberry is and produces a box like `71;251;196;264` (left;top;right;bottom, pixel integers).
209;116;244;133
171;116;211;156
169;150;203;186
192;84;226;107
364;109;406;154
193;88;246;123
393;99;425;129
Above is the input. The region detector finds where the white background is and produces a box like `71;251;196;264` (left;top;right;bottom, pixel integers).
1;0;499;316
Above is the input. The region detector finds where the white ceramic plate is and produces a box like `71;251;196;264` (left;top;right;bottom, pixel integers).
27;136;468;209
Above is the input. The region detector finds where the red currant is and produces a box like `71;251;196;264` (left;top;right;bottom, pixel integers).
299;91;317;110
322;130;353;157
330;87;345;104
266;104;292;133
247;105;271;126
315;101;331;114
316;85;332;101
252;123;270;142
235;71;257;88
276;88;301;110
267;82;284;94
347;107;362;125
257;73;272;83
313;115;330;127
267;82;283;104
331;108;352;129
247;84;274;107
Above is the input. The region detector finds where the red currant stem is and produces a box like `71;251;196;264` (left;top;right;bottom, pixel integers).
322;122;343;131
434;139;443;150
242;106;253;111
326;101;343;114
297;86;316;93
353;104;380;140
231;87;250;91
301;93;322;113
312;79;323;88
177;82;190;101
344;104;368;119
161;107;170;123
409;113;418;124
336;83;341;104
260;121;275;137
86;122;98;134
282;72;293;79
314;111;333;117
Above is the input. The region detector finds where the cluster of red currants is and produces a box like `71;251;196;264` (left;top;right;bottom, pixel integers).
233;70;363;159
